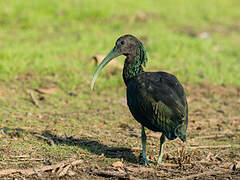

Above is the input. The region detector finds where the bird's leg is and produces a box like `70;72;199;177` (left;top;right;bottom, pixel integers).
141;126;151;166
157;134;166;164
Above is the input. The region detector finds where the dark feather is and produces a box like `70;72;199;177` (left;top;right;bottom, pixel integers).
127;71;188;141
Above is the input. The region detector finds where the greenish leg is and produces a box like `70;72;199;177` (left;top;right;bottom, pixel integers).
141;126;151;166
157;134;166;164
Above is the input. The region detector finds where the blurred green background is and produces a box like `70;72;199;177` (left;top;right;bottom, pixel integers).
0;0;240;89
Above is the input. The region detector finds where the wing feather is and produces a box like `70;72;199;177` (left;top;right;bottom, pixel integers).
127;71;188;139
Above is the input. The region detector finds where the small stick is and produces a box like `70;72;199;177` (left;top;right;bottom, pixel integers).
195;161;220;165
21;161;67;176
71;159;82;166
188;145;231;149
175;168;232;180
157;163;191;168
58;164;71;177
5;158;43;162
0;159;82;177
130;147;142;152
193;134;234;140
91;170;128;179
28;90;40;107
33;134;55;146
0;169;21;177
9;155;29;158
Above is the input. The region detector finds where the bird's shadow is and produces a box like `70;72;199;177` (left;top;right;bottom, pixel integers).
1;128;139;164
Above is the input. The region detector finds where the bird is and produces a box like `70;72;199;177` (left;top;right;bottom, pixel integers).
91;34;188;166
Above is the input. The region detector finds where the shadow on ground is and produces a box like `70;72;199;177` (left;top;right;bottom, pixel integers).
0;128;138;164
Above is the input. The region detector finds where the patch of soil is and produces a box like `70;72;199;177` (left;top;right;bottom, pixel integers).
1;83;240;179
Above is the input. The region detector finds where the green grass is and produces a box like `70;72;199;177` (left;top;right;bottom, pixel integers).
0;0;240;177
0;0;240;87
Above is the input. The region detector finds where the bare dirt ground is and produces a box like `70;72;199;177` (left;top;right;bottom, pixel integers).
0;83;240;179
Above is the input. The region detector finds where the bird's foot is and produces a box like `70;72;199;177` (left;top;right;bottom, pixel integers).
154;156;163;164
157;158;163;164
142;157;151;166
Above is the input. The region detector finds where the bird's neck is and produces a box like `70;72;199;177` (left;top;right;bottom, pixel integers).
123;55;144;85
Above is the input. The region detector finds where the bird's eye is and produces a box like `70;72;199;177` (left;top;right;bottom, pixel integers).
120;40;125;45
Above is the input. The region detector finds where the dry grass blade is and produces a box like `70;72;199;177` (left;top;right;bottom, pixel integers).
6;158;43;162
33;134;55;146
27;90;40;107
36;88;56;94
0;159;82;177
193;134;235;140
188;145;232;149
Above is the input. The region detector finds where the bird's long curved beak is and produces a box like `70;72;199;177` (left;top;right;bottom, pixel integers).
91;46;121;90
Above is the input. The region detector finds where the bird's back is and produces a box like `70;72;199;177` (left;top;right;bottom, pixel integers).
126;71;188;142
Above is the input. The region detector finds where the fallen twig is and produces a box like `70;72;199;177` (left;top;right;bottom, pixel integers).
33;133;55;146
125;166;153;173
28;90;40;107
58;164;71;177
193;134;234;140
195;161;221;165
5;158;43;162
36;88;56;94
176;168;232;180
9;155;29;158
158;163;191;168
0;169;20;177
0;159;82;177
188;145;231;149
91;169;128;179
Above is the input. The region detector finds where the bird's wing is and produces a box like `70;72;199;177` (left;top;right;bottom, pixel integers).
136;72;187;120
127;72;188;140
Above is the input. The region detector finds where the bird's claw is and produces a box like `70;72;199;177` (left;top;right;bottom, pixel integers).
153;156;163;164
157;159;163;164
143;158;151;166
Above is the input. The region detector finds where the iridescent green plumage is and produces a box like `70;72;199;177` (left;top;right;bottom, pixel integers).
91;34;188;166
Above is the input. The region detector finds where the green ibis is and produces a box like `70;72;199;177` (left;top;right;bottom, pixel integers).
91;35;188;166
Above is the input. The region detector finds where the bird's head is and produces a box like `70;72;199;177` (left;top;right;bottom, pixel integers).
91;34;147;90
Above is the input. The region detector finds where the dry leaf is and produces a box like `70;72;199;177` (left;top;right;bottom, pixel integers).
67;170;76;176
58;164;71;177
112;161;123;168
36;88;56;94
